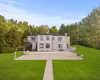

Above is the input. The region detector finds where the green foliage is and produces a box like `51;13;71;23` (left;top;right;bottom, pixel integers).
0;15;49;53
58;6;100;49
0;6;100;52
49;26;58;33
6;27;22;47
0;47;17;53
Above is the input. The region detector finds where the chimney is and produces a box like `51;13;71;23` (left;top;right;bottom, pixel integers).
65;33;67;37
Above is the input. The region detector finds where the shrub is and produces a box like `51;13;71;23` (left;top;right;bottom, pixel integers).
18;46;23;51
25;44;32;51
0;47;17;53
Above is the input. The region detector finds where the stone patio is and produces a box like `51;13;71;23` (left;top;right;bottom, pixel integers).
15;51;82;60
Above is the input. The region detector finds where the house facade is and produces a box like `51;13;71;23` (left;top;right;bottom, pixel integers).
27;33;70;51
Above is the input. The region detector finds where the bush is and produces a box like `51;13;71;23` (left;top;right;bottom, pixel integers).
25;44;32;51
0;47;17;53
18;46;23;51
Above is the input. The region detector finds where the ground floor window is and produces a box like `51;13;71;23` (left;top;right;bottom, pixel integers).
40;43;44;48
46;43;50;48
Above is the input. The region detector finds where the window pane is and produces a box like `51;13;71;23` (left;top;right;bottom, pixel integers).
52;37;55;40
58;37;62;41
46;43;50;48
46;36;49;40
31;37;35;41
40;43;44;48
40;36;43;40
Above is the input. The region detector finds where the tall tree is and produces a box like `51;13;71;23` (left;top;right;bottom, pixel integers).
49;26;58;33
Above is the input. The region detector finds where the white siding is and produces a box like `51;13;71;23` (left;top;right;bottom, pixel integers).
37;35;52;51
27;34;70;51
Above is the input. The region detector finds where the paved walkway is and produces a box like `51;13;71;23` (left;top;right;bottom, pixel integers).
43;60;53;80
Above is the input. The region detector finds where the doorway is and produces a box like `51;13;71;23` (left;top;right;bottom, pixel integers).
58;44;63;51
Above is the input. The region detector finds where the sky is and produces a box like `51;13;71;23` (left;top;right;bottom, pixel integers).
0;0;99;28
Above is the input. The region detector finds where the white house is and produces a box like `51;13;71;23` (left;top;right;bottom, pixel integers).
27;33;70;51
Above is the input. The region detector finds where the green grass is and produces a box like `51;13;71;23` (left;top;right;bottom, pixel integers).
0;52;46;80
16;52;24;58
53;45;100;80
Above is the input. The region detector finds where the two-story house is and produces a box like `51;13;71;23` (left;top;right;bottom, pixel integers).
27;33;70;51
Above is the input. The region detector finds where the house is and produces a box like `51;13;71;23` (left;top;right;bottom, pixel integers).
27;33;70;51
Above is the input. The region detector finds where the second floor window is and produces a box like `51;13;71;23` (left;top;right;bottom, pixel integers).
31;37;35;41
40;36;43;40
46;36;49;40
52;37;55;40
58;37;62;41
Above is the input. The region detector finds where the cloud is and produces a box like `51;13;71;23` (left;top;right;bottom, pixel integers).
1;0;24;5
0;1;82;27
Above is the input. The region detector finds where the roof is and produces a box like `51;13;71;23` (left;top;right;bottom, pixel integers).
28;33;65;36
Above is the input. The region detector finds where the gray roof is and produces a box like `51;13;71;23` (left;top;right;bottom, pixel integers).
28;34;65;36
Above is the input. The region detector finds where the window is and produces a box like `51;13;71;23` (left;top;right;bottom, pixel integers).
58;37;62;41
46;36;49;40
58;44;63;51
58;44;63;48
40;36;43;40
31;37;35;41
40;43;44;48
52;37;55;40
46;43;50;48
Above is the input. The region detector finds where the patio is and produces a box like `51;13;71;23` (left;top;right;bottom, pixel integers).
15;51;82;60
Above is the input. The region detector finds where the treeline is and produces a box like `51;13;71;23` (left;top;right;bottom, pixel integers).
59;7;100;49
0;6;100;53
0;15;59;53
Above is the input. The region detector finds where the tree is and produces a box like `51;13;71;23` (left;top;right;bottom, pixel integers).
49;26;58;33
6;27;21;47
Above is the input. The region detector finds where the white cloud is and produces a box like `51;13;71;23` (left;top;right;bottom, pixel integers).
0;2;81;27
1;0;24;5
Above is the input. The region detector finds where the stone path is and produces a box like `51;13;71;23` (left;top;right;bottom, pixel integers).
43;60;53;80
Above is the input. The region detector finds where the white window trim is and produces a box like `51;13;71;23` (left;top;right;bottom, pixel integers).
58;37;62;41
40;36;43;40
40;43;44;48
46;43;50;48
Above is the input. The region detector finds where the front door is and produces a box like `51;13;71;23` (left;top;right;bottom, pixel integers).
58;44;63;51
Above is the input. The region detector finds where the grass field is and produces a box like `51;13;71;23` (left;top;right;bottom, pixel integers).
1;46;100;80
0;52;46;80
53;45;100;80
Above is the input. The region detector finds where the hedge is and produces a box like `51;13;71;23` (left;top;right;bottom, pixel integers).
0;47;17;53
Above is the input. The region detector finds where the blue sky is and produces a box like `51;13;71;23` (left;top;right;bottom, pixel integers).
0;0;99;27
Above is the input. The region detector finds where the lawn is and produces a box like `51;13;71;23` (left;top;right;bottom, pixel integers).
0;52;46;80
53;45;100;80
